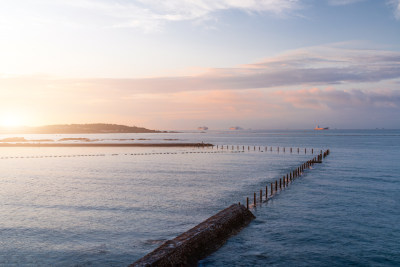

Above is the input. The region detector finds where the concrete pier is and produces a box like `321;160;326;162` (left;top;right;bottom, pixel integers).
130;204;255;267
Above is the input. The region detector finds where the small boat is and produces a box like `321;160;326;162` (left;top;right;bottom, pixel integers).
314;125;329;130
198;126;208;130
229;126;243;130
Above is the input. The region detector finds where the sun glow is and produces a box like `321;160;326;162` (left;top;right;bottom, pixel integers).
0;112;25;128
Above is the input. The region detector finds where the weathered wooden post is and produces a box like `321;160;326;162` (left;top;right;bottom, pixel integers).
260;189;262;203
270;183;273;196
279;178;282;189
246;197;249;210
254;192;256;207
266;186;268;200
312;148;314;154
275;180;278;191
290;147;292;153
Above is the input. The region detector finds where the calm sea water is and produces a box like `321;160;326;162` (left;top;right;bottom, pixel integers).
0;130;399;266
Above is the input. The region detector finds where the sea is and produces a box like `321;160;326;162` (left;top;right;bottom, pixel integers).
0;129;399;266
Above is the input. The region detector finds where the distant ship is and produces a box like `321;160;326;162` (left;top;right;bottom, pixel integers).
314;125;329;130
229;126;243;130
198;126;208;130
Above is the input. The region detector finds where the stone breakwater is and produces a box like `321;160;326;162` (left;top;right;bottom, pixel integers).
130;204;255;267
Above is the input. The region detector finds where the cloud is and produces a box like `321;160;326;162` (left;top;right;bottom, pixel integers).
328;0;365;6
2;46;400;94
388;0;400;19
58;46;400;93
17;0;300;31
2;45;400;129
274;87;400;109
4;0;400;32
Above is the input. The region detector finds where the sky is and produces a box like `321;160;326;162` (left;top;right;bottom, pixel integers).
0;0;400;130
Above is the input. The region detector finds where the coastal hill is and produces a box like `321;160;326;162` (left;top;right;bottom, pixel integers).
0;123;165;134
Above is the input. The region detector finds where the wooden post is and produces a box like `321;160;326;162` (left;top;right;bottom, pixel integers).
270;183;273;196
260;189;262;202
312;148;314;154
283;176;285;187
305;148;306;154
279;178;282;189
254;192;256;207
290;147;292;153
275;180;278;191
246;197;249;210
278;147;280;152
266;186;268;200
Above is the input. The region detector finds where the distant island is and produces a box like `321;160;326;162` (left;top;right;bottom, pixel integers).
0;123;167;134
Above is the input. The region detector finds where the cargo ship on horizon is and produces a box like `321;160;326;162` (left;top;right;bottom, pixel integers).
314;125;329;130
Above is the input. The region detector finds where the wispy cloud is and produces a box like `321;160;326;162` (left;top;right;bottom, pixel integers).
388;0;400;19
2;46;400;93
7;0;300;31
328;0;365;6
274;87;400;109
3;0;399;32
49;46;400;93
2;45;400;128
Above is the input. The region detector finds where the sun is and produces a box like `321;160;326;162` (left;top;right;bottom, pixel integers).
0;112;24;128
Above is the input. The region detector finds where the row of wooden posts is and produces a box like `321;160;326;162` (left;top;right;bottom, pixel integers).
1;145;318;160
213;145;315;154
243;149;330;210
0;150;241;160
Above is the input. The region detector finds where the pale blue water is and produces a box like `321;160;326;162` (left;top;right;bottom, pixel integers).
0;130;399;266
